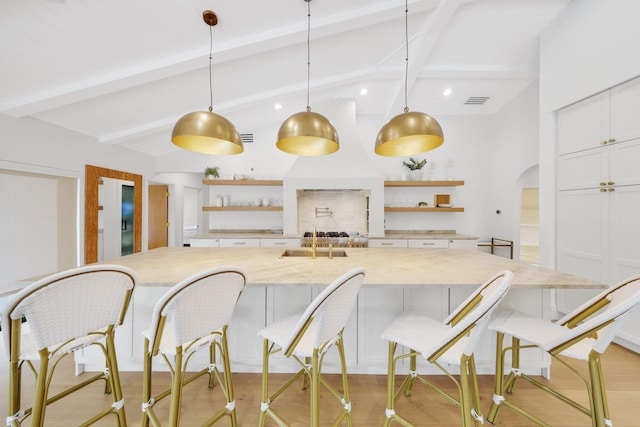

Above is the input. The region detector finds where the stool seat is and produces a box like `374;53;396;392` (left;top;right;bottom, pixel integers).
141;266;246;427
382;270;513;427
2;264;136;427
487;274;640;427
258;267;365;427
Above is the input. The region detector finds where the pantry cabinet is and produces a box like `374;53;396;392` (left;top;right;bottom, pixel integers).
556;77;640;352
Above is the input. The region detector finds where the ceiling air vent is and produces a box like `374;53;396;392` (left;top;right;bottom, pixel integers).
240;133;254;144
464;96;490;105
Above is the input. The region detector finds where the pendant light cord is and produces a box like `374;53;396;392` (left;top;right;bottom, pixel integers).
208;23;214;112
306;0;311;111
404;0;409;113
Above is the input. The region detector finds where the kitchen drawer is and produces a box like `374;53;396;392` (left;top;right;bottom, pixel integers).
189;238;219;247
260;238;301;248
407;239;449;249
368;239;407;248
219;238;261;248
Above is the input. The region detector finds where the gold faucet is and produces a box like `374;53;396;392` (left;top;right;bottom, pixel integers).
312;227;317;259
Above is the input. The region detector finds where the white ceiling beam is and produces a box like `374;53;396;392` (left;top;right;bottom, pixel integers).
1;0;445;118
100;62;533;145
384;0;465;119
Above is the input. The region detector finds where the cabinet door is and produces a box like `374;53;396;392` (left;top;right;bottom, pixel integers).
228;287;267;370
609;185;640;281
609;138;640;187
261;287;313;371
357;287;404;371
557;147;609;190
607;185;640;352
557;91;610;155
610;76;640;143
556;189;609;313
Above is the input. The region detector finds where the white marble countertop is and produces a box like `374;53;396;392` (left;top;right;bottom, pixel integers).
3;247;605;297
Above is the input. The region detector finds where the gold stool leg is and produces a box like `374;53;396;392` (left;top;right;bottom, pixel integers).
209;340;217;389
141;338;153;427
404;350;417;397
505;336;521;393
220;329;237;427
383;341;397;427
311;349;320;427
588;352;609;427
383;341;413;427
459;354;473;427
258;339;270;427
487;331;506;423
105;330;127;426
303;356;311;390
8;322;23;427
31;349;50;426
467;354;483;425
336;336;353;427
168;349;184;427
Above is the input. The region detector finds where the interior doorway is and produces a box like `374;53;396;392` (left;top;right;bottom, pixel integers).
518;166;539;265
148;184;169;249
85;165;142;264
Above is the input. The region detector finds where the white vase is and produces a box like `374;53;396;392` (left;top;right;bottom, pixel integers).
409;170;423;181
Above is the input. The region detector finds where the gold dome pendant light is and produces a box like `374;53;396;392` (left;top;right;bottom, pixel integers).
171;10;243;155
375;0;443;157
276;0;339;156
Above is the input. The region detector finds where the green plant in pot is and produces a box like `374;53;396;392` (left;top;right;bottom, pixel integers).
204;166;220;179
402;157;427;180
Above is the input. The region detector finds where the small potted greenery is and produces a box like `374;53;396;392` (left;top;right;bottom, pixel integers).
402;157;427;180
204;166;220;179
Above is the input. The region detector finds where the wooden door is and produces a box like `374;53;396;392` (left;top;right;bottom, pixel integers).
148;185;168;249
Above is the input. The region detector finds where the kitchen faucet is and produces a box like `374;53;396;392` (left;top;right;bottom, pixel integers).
312;227;317;259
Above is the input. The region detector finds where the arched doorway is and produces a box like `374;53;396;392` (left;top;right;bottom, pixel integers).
517;166;539;265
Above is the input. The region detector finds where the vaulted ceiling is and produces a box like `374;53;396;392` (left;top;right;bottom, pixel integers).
0;0;571;157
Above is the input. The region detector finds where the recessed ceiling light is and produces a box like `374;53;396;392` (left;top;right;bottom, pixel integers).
274;103;282;110
443;88;453;97
360;88;368;96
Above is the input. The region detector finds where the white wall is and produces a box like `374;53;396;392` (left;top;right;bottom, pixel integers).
152;90;539;239
0;114;156;286
539;0;640;268
483;81;540;254
0;171;75;291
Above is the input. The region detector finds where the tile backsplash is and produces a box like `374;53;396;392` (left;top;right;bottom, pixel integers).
297;190;369;235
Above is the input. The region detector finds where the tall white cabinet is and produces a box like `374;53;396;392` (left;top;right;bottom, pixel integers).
556;76;640;351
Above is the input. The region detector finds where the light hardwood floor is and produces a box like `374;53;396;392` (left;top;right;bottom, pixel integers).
1;344;639;426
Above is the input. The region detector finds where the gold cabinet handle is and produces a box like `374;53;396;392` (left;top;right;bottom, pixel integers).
608;188;615;192
600;140;608;145
600;188;607;192
600;182;607;186
608;138;616;143
608;181;614;186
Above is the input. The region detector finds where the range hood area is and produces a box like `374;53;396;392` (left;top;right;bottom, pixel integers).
281;100;385;237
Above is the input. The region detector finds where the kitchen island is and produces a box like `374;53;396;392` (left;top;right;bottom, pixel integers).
8;247;605;376
89;246;598;289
